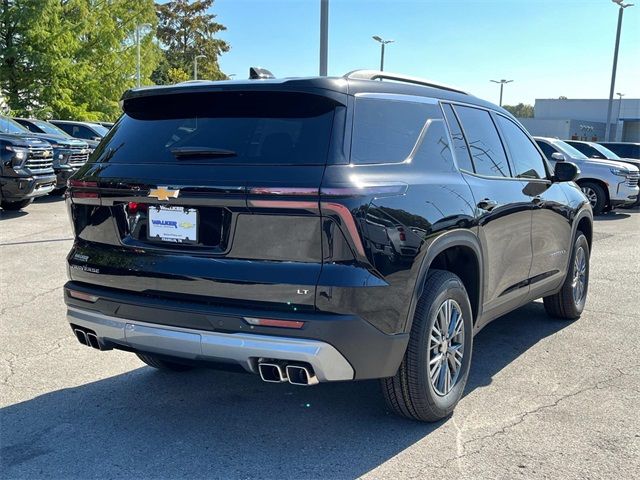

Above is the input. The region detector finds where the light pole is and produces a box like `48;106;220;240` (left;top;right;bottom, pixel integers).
319;0;329;76
193;54;206;80
615;92;625;140
604;0;634;141
372;36;394;71
490;79;513;107
135;23;152;88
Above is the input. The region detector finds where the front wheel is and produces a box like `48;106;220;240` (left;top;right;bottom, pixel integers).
543;233;590;319
580;182;606;215
381;270;473;422
1;199;33;211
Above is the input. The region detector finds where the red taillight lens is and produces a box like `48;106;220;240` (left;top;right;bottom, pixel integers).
398;228;406;241
127;202;148;213
68;179;99;199
243;317;305;329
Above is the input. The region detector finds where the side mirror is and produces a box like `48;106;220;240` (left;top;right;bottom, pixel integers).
553;161;579;182
551;152;566;162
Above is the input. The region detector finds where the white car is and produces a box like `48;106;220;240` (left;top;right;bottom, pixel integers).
534;137;639;215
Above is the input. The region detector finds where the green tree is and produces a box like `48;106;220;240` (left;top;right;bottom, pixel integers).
502;103;534;118
153;0;229;84
1;0;159;120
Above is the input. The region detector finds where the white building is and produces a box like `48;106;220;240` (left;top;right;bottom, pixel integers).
518;98;640;142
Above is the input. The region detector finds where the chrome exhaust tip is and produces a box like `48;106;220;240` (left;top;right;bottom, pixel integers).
74;328;88;346
258;362;287;383
86;332;101;350
286;365;319;386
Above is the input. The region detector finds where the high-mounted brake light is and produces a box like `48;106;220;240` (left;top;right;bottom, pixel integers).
243;317;305;329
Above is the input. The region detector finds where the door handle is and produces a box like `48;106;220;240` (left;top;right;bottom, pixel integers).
477;198;498;211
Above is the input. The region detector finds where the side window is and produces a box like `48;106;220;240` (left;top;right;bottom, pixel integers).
412;119;456;173
454;105;510;177
351;97;432;164
495;115;547;179
56;123;73;135
442;104;474;172
535;140;557;160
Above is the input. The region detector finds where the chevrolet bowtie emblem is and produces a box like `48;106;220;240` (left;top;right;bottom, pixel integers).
148;187;180;201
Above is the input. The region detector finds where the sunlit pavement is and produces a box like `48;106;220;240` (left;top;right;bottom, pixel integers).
1;197;639;479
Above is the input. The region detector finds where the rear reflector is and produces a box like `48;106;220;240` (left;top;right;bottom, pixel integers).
68;289;99;303
243;317;305;329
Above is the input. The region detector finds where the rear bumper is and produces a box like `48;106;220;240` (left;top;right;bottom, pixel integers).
68;306;354;381
64;282;409;381
0;174;56;201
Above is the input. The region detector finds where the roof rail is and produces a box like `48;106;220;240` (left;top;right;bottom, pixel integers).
343;70;468;95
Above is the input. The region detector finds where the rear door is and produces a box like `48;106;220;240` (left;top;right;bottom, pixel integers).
67;89;345;312
445;104;533;321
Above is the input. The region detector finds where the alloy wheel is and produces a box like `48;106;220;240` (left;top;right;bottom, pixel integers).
428;299;465;396
581;187;598;208
572;246;587;304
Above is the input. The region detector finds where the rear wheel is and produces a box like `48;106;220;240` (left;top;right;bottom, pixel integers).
580;182;606;215
381;270;473;422
136;353;194;372
543;233;589;320
1;199;33;211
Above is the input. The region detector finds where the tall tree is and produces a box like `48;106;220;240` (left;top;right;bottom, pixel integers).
153;0;229;84
1;0;159;120
503;103;534;118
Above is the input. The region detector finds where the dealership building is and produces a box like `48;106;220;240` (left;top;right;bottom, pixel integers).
519;98;640;143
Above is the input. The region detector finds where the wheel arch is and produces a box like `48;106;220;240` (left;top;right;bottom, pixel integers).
404;230;483;334
575;178;610;208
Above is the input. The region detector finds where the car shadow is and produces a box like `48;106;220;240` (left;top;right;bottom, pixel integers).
594;211;631;221
34;194;65;204
0;302;568;479
0;210;29;221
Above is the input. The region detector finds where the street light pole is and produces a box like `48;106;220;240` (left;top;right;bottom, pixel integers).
194;54;206;80
490;79;513;107
319;0;329;76
615;92;625;140
372;36;394;71
605;0;634;141
135;23;152;88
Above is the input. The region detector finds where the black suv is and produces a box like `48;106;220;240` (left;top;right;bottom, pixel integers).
64;70;593;421
1;120;56;210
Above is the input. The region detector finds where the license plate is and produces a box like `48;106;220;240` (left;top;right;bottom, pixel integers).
148;206;198;243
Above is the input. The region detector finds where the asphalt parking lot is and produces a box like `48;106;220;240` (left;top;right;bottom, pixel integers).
1;197;639;479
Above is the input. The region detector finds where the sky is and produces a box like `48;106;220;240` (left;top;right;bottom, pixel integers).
210;0;640;105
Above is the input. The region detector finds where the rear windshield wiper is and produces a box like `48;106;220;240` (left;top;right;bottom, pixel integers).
170;147;238;159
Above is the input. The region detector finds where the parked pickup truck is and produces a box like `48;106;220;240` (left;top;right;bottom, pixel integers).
0;130;55;210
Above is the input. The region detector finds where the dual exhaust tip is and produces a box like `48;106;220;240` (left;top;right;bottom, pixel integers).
74;327;103;350
258;362;319;386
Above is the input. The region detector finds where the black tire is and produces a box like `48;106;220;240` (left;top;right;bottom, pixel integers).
543;233;590;320
579;181;606;215
1;199;33;211
381;270;473;422
136;353;194;372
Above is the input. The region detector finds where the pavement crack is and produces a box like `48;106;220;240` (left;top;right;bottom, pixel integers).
0;285;62;316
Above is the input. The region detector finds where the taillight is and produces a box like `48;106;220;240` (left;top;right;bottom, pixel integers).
127;202;148;214
68;179;99;199
398;227;406;241
67;289;99;303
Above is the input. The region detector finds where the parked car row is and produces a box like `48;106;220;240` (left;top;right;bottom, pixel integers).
534;137;640;214
0;116;112;211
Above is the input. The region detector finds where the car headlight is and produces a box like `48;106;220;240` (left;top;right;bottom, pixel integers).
610;167;629;177
6;145;28;161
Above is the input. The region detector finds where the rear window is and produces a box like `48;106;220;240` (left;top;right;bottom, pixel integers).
93;91;338;165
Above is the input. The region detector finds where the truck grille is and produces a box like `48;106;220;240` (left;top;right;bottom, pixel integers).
25;147;54;173
68;146;90;166
627;171;639;188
